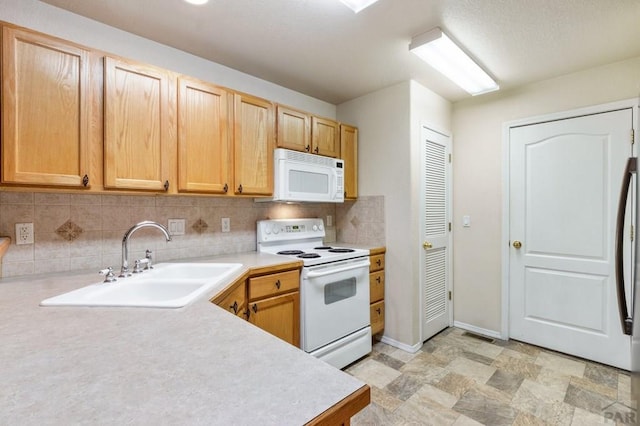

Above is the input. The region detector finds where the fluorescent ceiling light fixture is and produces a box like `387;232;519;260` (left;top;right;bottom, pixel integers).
409;28;499;96
340;0;380;13
183;0;208;5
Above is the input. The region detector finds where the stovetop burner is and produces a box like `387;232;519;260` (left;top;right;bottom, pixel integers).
298;253;321;259
277;250;305;255
329;248;355;253
314;246;333;250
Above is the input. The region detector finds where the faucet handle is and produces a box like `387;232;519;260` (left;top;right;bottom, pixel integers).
99;267;117;283
133;258;150;274
145;249;154;269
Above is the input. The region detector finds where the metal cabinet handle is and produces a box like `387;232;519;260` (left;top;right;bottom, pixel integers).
238;184;243;193
163;180;170;191
305;145;310;152
82;174;89;187
376;259;382;266
252;303;258;313
223;183;228;193
376;308;381;315
230;301;238;314
275;279;281;290
314;146;319;154
376;276;381;284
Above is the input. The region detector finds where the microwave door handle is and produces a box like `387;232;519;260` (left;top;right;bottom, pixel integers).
305;261;370;278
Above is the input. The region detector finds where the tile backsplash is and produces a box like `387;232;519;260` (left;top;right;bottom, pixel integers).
336;195;385;246
0;191;337;278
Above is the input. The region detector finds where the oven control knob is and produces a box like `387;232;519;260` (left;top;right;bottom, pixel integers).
312;225;318;231
264;225;271;235
318;224;324;231
273;226;280;234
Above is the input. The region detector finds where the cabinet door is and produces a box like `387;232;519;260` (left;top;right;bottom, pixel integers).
104;56;174;191
214;281;247;318
340;124;358;199
370;301;385;335
177;77;231;194
311;116;340;158
248;292;300;347
1;27;91;187
276;105;310;153
233;93;274;195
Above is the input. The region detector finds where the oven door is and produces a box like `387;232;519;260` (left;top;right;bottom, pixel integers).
300;257;370;352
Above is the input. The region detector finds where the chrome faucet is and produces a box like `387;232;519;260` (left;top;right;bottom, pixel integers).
120;221;171;278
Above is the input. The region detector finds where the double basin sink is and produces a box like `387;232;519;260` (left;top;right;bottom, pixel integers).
40;262;243;308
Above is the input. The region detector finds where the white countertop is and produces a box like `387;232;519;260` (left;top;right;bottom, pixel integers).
0;252;367;425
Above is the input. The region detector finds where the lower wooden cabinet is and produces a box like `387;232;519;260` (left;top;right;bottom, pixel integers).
369;248;386;336
370;301;385;336
248;292;299;346
212;265;300;347
216;281;247;319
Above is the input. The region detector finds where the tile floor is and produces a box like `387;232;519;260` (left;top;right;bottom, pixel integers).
345;327;633;425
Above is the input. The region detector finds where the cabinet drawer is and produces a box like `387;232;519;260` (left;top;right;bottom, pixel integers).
369;271;384;303
216;282;246;318
370;254;385;272
249;269;299;300
370;301;384;335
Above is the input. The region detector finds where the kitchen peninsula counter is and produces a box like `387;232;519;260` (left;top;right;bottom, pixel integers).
0;252;369;425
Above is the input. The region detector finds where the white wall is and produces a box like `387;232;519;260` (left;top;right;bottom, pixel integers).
338;81;451;348
452;56;640;334
0;0;335;118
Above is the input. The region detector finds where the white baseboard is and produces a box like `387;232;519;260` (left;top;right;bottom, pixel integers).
453;321;503;340
379;335;422;353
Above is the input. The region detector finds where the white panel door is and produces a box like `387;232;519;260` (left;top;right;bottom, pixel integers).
421;126;452;341
509;108;633;369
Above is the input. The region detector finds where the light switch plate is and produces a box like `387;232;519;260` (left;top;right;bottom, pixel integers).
462;215;471;228
221;218;231;233
168;219;185;236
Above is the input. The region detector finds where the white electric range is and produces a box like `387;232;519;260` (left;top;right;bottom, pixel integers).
257;218;371;369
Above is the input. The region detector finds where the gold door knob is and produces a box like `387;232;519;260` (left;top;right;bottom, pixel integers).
423;241;433;249
513;240;522;249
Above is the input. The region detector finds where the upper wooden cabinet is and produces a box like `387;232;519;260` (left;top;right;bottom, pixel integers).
276;105;311;152
233;93;274;195
311;116;340;158
340;124;358;200
103;56;175;191
1;26;92;188
177;76;232;194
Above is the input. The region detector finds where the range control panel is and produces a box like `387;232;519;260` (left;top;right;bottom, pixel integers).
257;219;325;243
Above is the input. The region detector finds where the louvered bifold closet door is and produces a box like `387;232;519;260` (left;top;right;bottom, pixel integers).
422;128;451;341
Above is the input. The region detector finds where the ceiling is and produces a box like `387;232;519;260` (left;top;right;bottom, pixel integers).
40;0;640;105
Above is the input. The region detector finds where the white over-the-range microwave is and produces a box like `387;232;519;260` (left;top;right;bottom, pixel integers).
256;148;344;203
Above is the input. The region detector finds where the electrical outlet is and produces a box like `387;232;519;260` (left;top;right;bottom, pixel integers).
326;215;333;227
15;223;34;245
221;218;231;233
168;219;186;236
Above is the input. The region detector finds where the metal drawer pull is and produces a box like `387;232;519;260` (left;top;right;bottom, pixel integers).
376;276;381;283
275;279;281;289
376;259;381;266
252;304;258;313
230;301;238;314
376;308;381;315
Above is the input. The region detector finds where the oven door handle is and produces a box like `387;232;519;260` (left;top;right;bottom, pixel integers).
305;261;370;278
